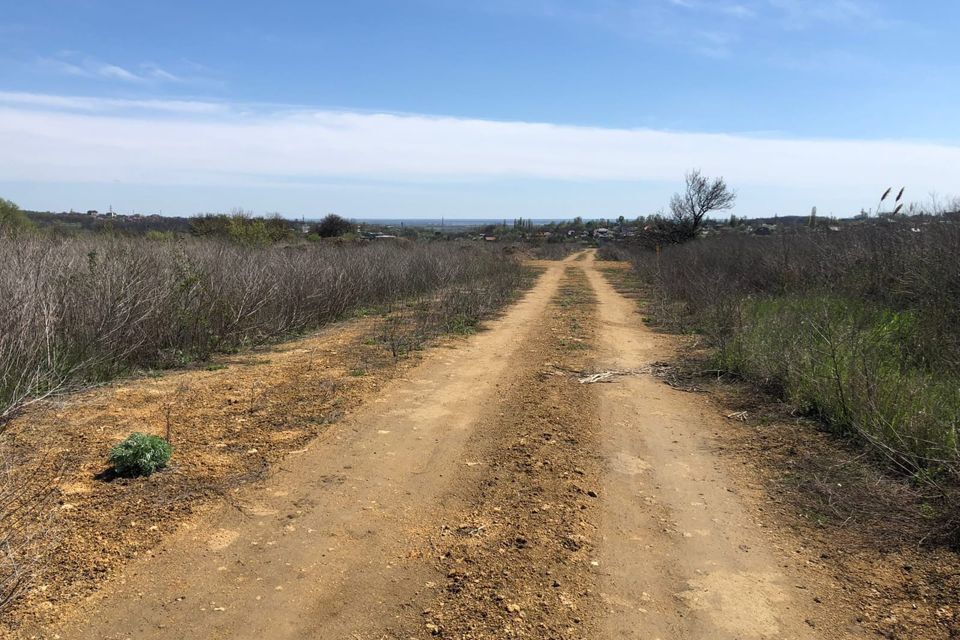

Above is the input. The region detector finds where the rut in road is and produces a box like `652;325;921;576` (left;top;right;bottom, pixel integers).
581;254;860;640
35;252;864;639
392;264;605;638
42;255;575;640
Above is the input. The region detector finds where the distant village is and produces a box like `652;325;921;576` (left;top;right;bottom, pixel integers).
21;205;959;244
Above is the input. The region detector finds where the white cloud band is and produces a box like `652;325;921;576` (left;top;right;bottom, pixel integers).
1;92;956;198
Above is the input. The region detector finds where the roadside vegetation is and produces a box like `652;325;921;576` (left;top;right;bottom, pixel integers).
0;235;525;429
0;216;531;617
0;198;33;233
607;194;960;539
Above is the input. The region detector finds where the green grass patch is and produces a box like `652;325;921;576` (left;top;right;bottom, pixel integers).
720;294;960;475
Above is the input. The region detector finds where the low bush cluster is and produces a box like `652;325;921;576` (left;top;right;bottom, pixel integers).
622;219;960;479
108;433;173;477
0;236;525;427
0;232;530;614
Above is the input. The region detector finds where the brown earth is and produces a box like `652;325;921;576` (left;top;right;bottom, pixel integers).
1;312;418;634
599;261;960;640
2;251;951;639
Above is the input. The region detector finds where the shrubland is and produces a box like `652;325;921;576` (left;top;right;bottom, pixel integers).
0;230;529;615
0;235;526;430
614;219;960;486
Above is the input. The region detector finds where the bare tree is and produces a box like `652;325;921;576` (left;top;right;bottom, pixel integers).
669;170;737;238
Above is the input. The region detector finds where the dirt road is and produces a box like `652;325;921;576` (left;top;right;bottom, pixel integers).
36;252;864;639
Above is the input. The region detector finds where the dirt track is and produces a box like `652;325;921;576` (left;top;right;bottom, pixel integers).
24;252;869;639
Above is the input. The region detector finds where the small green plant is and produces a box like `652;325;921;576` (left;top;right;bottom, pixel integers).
109;433;173;477
446;313;478;335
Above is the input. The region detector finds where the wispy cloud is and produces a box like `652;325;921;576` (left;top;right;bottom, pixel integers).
0;93;956;211
668;0;756;19
766;0;886;29
36;54;184;84
0;91;227;114
464;0;886;57
97;64;144;82
143;65;182;82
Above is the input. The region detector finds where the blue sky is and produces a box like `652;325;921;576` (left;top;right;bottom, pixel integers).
1;0;958;219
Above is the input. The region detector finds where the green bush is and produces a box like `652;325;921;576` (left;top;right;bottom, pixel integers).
108;433;173;477
0;197;33;233
718;295;960;474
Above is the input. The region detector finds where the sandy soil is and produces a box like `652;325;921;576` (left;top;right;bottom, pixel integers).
5;251;899;639
581;256;861;639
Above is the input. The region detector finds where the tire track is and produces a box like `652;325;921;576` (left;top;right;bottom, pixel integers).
398;265;604;639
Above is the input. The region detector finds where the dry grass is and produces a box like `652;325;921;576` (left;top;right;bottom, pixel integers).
0;236;524;427
611;219;960;543
0;234;529;617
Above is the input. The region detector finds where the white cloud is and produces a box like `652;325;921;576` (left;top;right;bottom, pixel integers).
96;64;144;82
37;55;185;84
37;57;92;78
0;91;226;114
145;66;182;82
0;94;956;210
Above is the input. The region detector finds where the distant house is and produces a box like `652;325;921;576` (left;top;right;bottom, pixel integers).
483;235;497;242
86;210;98;216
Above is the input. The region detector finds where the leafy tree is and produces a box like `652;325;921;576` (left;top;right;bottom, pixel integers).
669;170;736;238
314;213;353;238
190;213;232;237
190;211;292;244
0;198;33;232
